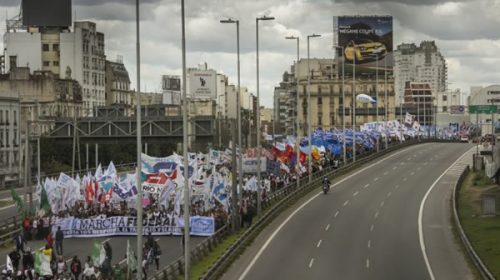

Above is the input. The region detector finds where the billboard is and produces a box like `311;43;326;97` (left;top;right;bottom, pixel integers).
188;70;217;99
22;0;72;27
336;16;393;74
162;75;181;91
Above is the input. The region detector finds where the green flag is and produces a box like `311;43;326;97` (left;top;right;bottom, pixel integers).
34;251;52;277
40;186;50;213
92;241;106;267
11;189;25;215
127;240;137;273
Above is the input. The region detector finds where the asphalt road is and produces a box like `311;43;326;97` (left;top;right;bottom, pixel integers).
224;143;474;280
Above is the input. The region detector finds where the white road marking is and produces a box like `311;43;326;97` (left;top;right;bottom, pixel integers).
353;191;359;197
366;258;370;268
410;172;415;176
317;240;322;248
417;167;421;171
309;258;315;268
238;145;423;280
343;200;349;206
383;171;388;175
403;177;408;181
334;211;339;218
387;192;392;197
395;185;400;189
370;224;374;232
325;224;330;231
423;162;428;166
367;240;371;248
400;162;405;165
393;166;397;170
374;177;379;182
418;147;473;280
363;184;370;189
380;201;385;207
374;212;379;219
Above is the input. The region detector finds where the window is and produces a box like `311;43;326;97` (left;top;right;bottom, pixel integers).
443;106;448;112
53;44;59;51
43;61;50;67
318;97;322;105
9;56;17;69
53;61;59;66
318;114;322;126
442;95;447;101
42;44;49;51
0;110;3;124
13;111;16;125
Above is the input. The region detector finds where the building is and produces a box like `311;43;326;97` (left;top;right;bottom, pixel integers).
0;95;20;186
0;67;82;135
468;85;500;124
394;41;447;105
274;58;396;136
3;21;106;116
105;57;131;106
402;81;434;126
161;75;181;105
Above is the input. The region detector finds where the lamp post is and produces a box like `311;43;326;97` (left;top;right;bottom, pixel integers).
376;55;379;152
256;15;274;214
220;18;241;231
332;45;345;164
134;0;144;278
180;0;191;279
307;34;321;182
285;35;300;187
384;56;388;149
352;45;356;162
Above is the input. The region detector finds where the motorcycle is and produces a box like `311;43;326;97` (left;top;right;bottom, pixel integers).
322;183;329;194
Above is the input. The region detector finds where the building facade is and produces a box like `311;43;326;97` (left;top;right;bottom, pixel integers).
468;85;500;124
403;81;434;126
275;58;396;136
3;21;106;116
0;95;20;186
394;41;447;105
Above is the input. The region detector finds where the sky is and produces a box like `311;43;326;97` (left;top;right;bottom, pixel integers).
1;0;500;108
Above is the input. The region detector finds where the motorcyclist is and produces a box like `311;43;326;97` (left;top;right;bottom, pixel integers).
322;176;331;193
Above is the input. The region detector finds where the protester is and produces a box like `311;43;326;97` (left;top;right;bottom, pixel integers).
70;256;82;280
55;227;64;256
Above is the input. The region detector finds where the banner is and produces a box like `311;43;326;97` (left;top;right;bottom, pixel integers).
241;157;267;174
53;216;215;238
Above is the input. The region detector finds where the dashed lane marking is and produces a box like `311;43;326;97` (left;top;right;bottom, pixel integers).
325;224;330;231
368;240;371;249
374;212;379;219
370;224;374;232
343;200;349;207
366;258;370;269
317;240;322;248
353;191;359;197
364;184;370;189
334;211;339;218
309;258;315;268
380;201;385;207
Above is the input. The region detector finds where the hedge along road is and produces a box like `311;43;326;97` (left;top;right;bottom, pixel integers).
221;143;473;280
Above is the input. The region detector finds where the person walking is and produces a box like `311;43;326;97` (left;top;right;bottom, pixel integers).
55;226;64;256
14;232;26;253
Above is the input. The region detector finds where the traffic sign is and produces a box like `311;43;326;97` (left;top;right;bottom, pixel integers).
469;105;498;114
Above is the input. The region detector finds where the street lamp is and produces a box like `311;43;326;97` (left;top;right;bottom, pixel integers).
134;0;144;278
220;18;241;231
285;35;300;188
307;33;321;182
256;15;274;214
384;56;388;149
352;43;356;162
333;45;345;164
376;54;379;152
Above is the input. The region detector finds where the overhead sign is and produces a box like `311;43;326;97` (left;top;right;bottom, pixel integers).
450;105;465;114
469;105;497;114
336;16;393;75
188;70;217;99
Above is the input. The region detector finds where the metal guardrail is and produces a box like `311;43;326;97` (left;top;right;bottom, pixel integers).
453;165;495;279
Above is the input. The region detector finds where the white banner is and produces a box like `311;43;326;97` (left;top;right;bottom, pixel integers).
240;157;267;174
53;216;215;238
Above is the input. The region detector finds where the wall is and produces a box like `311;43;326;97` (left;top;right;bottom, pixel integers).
4;32;42;72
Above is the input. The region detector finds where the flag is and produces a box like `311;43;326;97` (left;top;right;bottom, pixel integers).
6;255;13;272
127;240;137;273
39;186;50;213
11;189;25;216
34;251;53;276
92;241;106;267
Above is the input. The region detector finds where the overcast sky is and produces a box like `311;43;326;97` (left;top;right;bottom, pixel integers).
2;0;500;108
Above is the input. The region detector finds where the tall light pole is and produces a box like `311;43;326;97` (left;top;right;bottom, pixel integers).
181;0;190;279
375;55;379;152
134;0;144;278
333;46;345;163
256;15;274;214
285;35;300;187
384;56;388;149
352;45;356;162
220;18;240;231
307;34;321;182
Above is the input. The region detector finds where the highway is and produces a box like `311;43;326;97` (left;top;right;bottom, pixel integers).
223;143;474;280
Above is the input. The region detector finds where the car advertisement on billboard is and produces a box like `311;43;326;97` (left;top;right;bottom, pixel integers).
188;70;217;99
336;16;393;74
